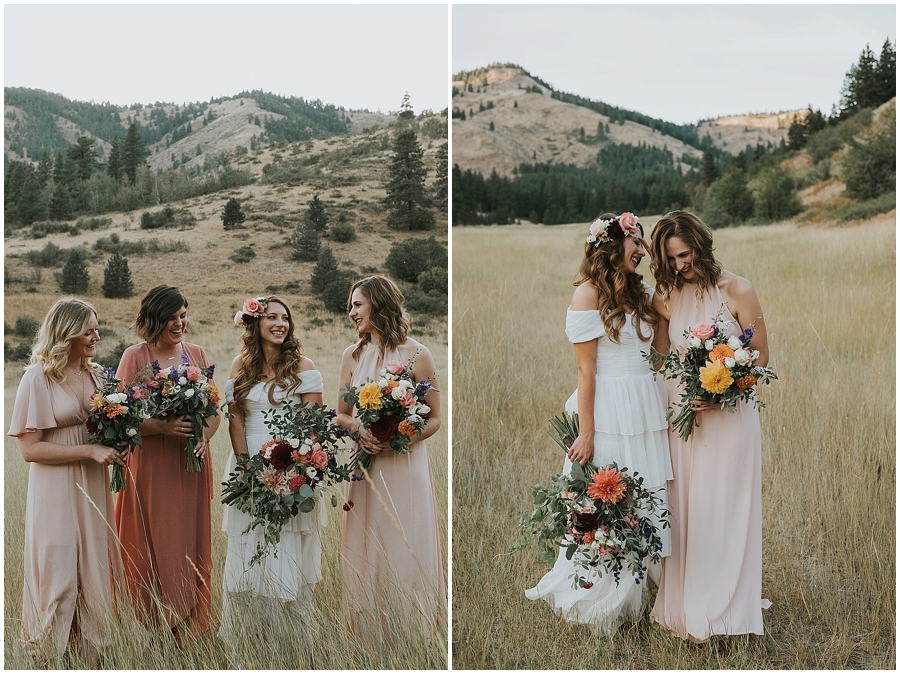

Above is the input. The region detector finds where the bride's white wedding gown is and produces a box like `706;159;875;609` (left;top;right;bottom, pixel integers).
526;291;673;635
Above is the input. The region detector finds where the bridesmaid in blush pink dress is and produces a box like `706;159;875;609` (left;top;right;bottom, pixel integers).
335;276;446;635
648;211;772;642
8;298;125;664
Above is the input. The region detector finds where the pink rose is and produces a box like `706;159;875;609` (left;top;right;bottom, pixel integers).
398;391;415;408
309;448;328;469
690;322;716;340
385;360;405;376
242;298;264;315
619;212;639;235
589;218;607;236
185;365;201;381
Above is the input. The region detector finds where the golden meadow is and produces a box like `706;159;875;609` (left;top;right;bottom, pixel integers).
3;249;448;667
452;215;894;668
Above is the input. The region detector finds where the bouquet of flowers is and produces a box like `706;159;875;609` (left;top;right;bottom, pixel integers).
513;413;669;588
221;400;353;566
85;367;151;492
138;355;219;472
340;358;433;471
647;306;777;441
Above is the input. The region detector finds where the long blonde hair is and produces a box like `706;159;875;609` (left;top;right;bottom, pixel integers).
649;210;722;306
347;276;409;360
232;296;306;415
31;297;100;383
576;213;657;343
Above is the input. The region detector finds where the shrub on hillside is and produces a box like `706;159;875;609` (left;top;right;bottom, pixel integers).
702;169;755;227
95;339;131;371
833;191;896;222
404;283;447;316
12;316;40;338
753;166;804;222
140;206;197;230
25;242;62;268
321;277;353;313
229;246;257;264
384;236;447;283
417;268;448;295
4;340;32;364
806;126;843;163
843;101;896;199
329;220;357;243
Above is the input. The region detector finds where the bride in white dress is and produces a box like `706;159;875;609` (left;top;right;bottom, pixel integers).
526;213;673;635
219;295;327;638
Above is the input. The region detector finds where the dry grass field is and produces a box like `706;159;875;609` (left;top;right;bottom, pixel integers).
3;126;448;669
452;214;895;669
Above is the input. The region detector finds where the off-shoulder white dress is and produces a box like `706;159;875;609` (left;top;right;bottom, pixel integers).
218;371;327;638
526;287;673;634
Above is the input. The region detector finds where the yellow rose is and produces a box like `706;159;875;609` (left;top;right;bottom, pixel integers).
358;382;384;410
699;360;733;394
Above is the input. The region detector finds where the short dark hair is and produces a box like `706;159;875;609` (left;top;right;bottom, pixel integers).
133;285;188;344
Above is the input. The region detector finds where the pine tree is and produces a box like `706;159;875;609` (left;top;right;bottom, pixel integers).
875;38;897;105
433;142;448;210
221;197;246;230
67;137;99;182
840;44;879;118
37;151;54;187
55;248;90;293
289;221;320;261
383;127;435;231
310;245;342;295
304;195;329;234
122;123;149;184
107;137;121;182
398;91;415;120
49;184;73;221
701;148;718;187
102;252;135;298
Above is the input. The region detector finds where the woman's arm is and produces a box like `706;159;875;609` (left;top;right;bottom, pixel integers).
17;429;124;466
227;356;250;456
408;344;441;444
725;274;769;367
567;283;600;466
651;291;671;369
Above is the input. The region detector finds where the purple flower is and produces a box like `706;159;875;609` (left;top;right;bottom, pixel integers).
150;360;161;374
415;380;431;397
740;328;755;347
208;363;216;378
334;427;350;438
326;409;337;419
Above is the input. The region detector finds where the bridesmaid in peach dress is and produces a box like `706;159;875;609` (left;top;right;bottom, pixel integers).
648;211;771;641
335;276;446;633
8;298;125;664
115;285;220;643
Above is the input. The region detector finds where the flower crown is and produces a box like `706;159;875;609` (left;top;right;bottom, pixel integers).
586;212;641;248
234;297;268;328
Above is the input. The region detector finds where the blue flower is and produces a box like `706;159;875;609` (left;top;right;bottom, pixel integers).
415;380;431;397
740;327;755;347
326;409;337;419
208;363;216;378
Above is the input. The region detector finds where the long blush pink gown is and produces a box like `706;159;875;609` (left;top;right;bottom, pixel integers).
341;342;446;630
651;282;770;641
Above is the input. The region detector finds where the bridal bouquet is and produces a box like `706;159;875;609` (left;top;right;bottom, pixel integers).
138;356;220;471
221;400;353;566
514;413;669;588
340;358;433;471
85;367;151;492
647;305;777;441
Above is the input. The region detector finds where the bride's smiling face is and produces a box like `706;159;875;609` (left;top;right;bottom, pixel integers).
622;236;646;274
259;302;290;346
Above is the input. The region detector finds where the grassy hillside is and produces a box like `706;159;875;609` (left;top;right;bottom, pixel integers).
451;214;895;669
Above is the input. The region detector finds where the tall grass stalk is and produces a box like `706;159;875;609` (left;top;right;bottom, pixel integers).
4;318;448;669
452;216;894;668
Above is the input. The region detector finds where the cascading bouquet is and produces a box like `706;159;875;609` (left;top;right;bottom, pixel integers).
137;354;219;471
340;358;433;471
221;400;353;566
512;412;669;588
647;305;777;441
85;367;151;492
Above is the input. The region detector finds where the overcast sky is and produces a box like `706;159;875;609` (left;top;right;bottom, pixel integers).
453;4;896;124
4;4;449;114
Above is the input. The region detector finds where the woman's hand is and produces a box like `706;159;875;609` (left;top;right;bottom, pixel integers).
567;434;594;467
146;417;193;438
193;438;209;460
691;397;717;413
88;444;125;467
356;427;387;456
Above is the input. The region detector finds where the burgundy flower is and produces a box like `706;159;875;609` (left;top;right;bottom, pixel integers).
370;415;400;443
342;500;354;512
267;442;294;471
85;418;99;436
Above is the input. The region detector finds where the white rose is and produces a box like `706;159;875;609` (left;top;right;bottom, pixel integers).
305;466;316;478
724;357;735;368
705;339;714;351
288;438;300;448
727;335;742;350
751;350;760;362
126;427;138;437
688;336;702;349
418;404;431;415
390;386;406;401
183;388;195;399
378;378;389;388
406;413;423;425
178;376;187;385
169;385;181;395
303;438;313;446
733;348;750;365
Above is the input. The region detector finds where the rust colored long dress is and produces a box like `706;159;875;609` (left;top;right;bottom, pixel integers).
115;342;213;635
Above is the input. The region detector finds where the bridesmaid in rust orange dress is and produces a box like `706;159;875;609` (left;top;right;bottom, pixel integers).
115;285;220;643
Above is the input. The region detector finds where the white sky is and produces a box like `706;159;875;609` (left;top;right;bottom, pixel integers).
4;4;449;114
452;4;896;124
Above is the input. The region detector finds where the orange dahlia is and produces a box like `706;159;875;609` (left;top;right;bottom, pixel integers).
582;530;595;544
586;467;627;504
736;374;757;389
710;344;735;364
105;404;126;418
208;382;220;405
699;360;733;394
397;420;417;437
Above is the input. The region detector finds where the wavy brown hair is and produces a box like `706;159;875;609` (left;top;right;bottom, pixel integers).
576;213;658;343
347;276;410;360
649;210;722;306
232;296;306;415
133;285;188;344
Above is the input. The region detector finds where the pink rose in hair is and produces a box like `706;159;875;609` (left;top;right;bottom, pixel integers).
242;298;264;315
619;212;639;235
385;360;405;376
185;365;201;381
690;322;716;340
